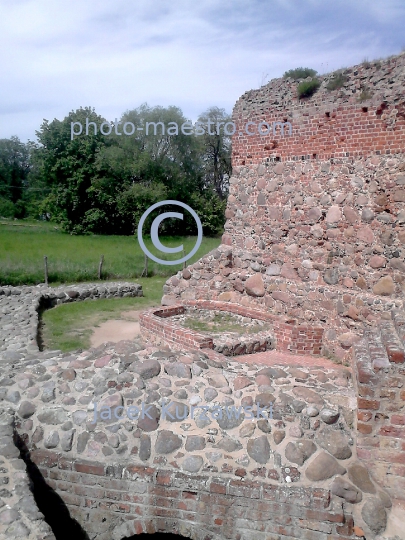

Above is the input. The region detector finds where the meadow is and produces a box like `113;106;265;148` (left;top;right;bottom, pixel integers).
0;219;221;286
0;218;222;351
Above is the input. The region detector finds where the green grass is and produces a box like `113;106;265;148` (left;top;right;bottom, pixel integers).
0;219;221;285
40;276;166;352
358;88;373;102
184;313;270;336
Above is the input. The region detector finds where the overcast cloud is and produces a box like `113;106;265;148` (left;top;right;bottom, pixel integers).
0;0;404;142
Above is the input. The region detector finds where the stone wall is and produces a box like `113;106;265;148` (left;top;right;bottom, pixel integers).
1;281;143;360
6;335;390;539
163;54;405;360
160;52;405;535
353;328;405;503
0;282;143;540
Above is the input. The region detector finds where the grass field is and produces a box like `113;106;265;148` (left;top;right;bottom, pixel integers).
0;219;221;285
40;277;166;352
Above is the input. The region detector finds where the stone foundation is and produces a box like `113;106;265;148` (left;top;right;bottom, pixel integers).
140;300;323;357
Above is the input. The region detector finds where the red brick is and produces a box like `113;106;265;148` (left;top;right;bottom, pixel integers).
358;398;380;410
357;411;373;422
358;423;373;434
392;415;405;425
379;426;405;437
210;481;227;494
31;449;59;468
74;460;105;476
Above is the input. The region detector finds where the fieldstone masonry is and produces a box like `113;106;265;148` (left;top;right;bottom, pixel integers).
1;52;405;540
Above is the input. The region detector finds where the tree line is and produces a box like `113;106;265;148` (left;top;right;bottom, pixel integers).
0;104;232;236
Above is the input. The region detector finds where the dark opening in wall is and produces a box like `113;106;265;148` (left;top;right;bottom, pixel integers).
362;107;368;113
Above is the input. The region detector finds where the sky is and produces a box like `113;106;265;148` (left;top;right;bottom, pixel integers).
0;0;404;142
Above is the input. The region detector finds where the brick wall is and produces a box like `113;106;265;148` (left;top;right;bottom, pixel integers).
232;54;405;166
32;450;355;540
353;334;405;502
140;300;324;356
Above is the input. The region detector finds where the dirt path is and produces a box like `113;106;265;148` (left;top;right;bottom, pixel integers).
90;310;142;348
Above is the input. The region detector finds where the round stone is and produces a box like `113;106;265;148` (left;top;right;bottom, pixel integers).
18;401;36;419
155;430;182;454
181;455;203;473
320;409;340;424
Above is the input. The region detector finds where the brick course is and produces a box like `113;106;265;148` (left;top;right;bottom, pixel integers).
31;451;355;540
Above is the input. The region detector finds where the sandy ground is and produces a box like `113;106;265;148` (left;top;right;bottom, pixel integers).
90;310;141;348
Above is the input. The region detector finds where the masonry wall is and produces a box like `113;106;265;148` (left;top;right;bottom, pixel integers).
232;54;405;165
353;330;405;503
140;301;324;356
164;54;405;362
32;451;355;540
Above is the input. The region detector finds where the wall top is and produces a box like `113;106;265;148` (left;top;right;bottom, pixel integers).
232;53;405;165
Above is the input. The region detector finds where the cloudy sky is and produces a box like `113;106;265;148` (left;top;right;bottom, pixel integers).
1;0;404;142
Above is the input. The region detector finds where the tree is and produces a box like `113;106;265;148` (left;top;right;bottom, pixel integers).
196;106;232;200
32;103;229;236
34;107;111;232
0;136;31;217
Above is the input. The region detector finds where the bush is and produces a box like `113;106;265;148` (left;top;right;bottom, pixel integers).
283;67;317;80
0;197;15;218
297;79;321;98
326;71;348;91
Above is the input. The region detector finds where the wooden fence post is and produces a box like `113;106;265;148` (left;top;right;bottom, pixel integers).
44;256;48;286
141;253;148;277
98;255;104;279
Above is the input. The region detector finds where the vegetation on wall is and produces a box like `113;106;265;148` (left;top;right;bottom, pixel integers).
283;67;317;80
297;78;321;98
326;71;348;91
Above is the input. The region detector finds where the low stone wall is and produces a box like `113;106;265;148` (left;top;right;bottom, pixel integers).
0;281;143;360
0;281;143;540
3;333;394;539
140;300;324;357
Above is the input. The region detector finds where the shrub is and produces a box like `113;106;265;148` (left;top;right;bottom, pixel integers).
283;67;317;80
0;197;15;218
358;87;373;102
297;79;320;98
326;71;348;91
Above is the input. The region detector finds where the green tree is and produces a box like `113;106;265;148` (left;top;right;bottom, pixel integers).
34;107;111;232
33;103;227;236
0;136;31;217
196;106;232;200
